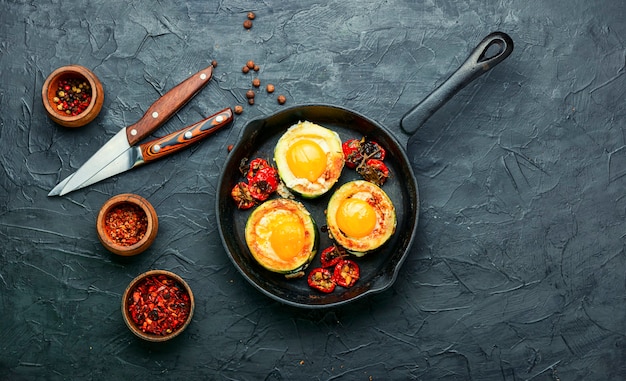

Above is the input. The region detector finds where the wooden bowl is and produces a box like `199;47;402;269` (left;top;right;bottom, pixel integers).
42;65;104;128
122;270;195;342
96;193;158;256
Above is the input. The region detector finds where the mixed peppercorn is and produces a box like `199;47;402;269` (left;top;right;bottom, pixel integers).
127;274;191;336
52;77;92;116
104;203;148;246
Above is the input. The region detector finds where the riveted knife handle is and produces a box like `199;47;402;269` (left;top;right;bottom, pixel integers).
126;65;214;146
140;108;233;163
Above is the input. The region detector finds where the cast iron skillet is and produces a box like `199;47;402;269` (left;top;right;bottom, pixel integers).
216;32;513;308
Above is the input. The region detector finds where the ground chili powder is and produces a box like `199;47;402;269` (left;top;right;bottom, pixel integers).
128;274;191;335
104;203;148;246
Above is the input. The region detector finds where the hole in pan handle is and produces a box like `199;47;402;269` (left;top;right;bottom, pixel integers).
400;31;514;136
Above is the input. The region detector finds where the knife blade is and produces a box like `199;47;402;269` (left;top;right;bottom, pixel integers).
53;65;214;196
48;108;233;196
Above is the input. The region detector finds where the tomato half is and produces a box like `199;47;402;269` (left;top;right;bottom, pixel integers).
357;158;389;186
307;267;336;293
342;139;363;169
342;138;386;169
248;166;279;201
320;245;346;268
361;140;386;161
332;259;360;288
231;182;255;209
246;158;272;182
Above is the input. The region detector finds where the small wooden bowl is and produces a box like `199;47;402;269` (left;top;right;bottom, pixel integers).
42;65;104;128
96;193;158;256
122;270;195;342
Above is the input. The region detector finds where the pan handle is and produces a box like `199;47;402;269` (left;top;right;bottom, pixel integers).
400;31;514;135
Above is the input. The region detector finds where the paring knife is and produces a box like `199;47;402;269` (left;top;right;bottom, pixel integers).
49;65;226;196
48;107;233;196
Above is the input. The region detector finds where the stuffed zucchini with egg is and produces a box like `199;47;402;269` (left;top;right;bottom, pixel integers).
326;180;396;256
274;121;345;198
245;198;319;277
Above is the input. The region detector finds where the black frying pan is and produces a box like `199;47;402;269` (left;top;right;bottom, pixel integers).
216;32;513;308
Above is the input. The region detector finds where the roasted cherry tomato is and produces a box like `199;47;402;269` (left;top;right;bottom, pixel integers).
307;267;336;293
233;157;280;207
357;158;389;186
248;166;279;201
342;138;386;169
246;158;272;182
361;140;385;161
231;182;255;209
320;245;346;268
342;139;363;169
332;259;360;288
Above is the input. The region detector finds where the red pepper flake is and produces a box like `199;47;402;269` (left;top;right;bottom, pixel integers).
53;77;92;117
128;275;191;336
104;203;148;246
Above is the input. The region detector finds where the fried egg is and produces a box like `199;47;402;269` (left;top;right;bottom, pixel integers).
274;121;344;198
245;198;319;276
326;180;396;256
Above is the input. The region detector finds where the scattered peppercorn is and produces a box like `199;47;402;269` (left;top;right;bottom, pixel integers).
242;66;250;74
277;95;286;105
52;77;92;117
252;78;261;88
248;98;255;105
243;20;253;29
246;60;255;69
253;64;260;72
266;84;275;93
227;144;234;152
247;12;256;20
246;90;255;99
211;60;218;68
234;105;244;114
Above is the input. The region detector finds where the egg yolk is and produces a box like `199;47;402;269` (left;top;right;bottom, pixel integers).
269;212;305;261
336;198;377;238
286;139;327;182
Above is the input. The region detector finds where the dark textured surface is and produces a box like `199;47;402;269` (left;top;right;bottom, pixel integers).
1;1;625;380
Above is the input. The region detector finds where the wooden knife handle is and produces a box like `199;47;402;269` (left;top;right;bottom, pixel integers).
125;65;214;146
139;108;233;163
